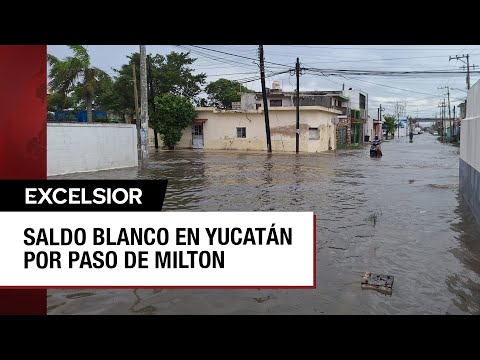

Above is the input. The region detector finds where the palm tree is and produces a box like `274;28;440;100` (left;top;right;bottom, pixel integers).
47;45;108;123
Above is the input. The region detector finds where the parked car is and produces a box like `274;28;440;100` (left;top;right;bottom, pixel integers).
433;131;438;136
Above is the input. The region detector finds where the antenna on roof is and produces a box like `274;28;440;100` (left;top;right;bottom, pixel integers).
342;83;345;90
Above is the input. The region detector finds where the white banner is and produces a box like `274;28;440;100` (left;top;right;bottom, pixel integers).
0;212;315;287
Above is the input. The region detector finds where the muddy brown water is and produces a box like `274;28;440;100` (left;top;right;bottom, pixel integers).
48;133;480;314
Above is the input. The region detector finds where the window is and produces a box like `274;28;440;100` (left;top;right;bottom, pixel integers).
193;124;203;135
309;128;319;140
237;127;246;138
270;99;282;107
256;103;262;109
359;94;366;109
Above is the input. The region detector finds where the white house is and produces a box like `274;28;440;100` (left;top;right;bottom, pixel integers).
149;105;342;153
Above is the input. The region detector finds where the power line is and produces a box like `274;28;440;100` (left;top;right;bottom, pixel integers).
186;45;293;69
302;55;452;64
305;67;480;77
176;45;259;69
286;45;480;51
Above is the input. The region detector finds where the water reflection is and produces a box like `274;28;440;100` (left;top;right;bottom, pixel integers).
255;156;274;210
148;150;207;210
48;135;480;314
447;195;480;314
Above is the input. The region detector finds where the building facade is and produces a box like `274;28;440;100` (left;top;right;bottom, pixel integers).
238;84;371;147
149;106;341;153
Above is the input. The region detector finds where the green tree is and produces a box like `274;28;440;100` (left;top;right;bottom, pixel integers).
205;78;252;108
384;115;397;139
104;53;141;121
47;45;110;123
150;94;196;149
150;51;206;100
47;91;75;112
104;51;206;124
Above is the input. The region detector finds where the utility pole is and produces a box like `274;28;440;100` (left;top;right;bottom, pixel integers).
453;105;456;139
395;102;406;139
377;107;380;138
295;57;300;153
139;45;149;168
439;86;452;141
438;100;446;142
395;102;400;139
443;99;446;141
132;63;140;153
449;54;477;90
438;85;451;119
379;104;385;139
147;55;159;149
258;45;272;153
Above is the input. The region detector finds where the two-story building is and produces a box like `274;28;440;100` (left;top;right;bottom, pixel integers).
238;83;371;147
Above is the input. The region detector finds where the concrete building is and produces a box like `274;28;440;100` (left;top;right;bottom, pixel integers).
460;80;480;223
149;106;341;153
458;101;467;119
372;116;383;139
238;83;371;147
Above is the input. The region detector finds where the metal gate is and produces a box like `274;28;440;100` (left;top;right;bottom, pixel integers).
351;123;361;145
339;127;347;145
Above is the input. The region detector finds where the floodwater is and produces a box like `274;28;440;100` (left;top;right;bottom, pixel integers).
48;133;480;314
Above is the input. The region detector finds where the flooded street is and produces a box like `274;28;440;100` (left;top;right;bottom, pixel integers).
48;133;480;314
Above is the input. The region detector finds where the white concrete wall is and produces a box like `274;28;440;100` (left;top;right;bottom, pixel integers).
48;123;138;176
461;80;480;172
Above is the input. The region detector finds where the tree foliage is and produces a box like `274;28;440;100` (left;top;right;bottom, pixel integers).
150;52;206;100
47;92;75;112
47;45;109;122
384;115;397;138
104;51;206;123
150;94;197;149
205;78;252;108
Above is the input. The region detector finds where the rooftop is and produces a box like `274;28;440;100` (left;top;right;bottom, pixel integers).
248;90;350;101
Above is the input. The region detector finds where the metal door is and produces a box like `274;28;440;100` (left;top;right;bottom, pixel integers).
192;124;204;149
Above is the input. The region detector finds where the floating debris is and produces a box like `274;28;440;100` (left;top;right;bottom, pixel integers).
361;272;394;296
328;245;347;250
366;212;381;227
65;292;96;299
254;296;270;303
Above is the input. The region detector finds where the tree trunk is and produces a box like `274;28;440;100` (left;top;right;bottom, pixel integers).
86;92;93;123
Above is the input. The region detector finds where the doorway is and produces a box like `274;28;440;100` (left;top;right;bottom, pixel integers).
351;123;362;145
192;124;204;149
339;127;347;146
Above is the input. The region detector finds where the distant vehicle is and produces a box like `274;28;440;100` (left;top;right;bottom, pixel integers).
433;131;438;136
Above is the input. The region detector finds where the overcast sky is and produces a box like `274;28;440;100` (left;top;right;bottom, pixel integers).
48;45;480;120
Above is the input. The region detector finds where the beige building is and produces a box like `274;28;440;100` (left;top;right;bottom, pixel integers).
149;106;342;152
